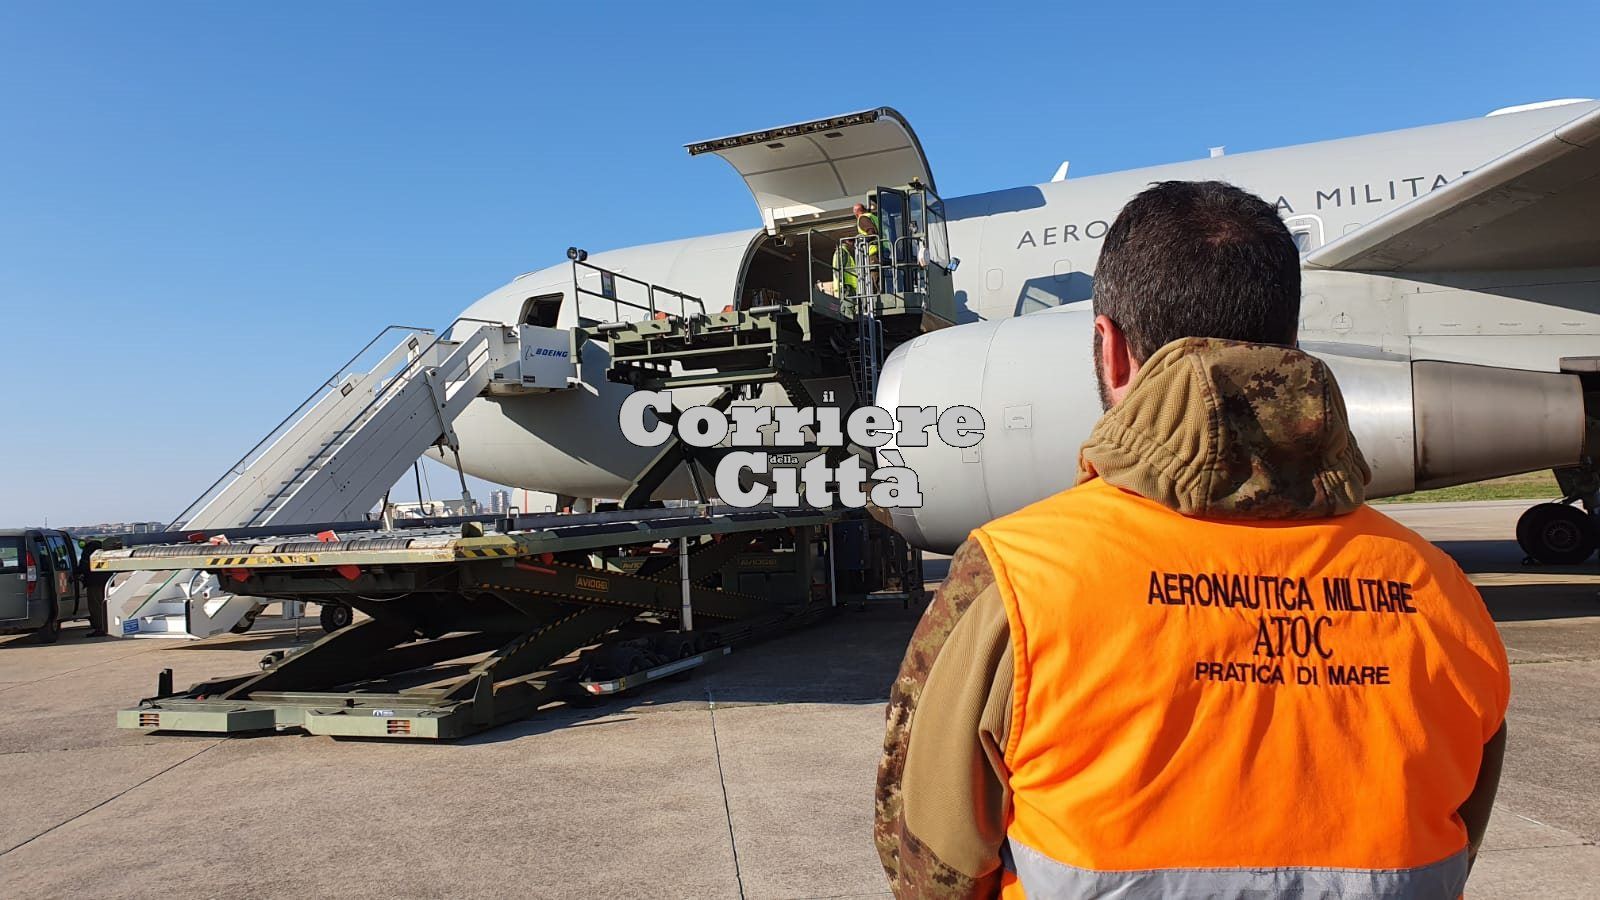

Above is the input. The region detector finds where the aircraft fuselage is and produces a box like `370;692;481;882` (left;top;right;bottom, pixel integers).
439;102;1600;501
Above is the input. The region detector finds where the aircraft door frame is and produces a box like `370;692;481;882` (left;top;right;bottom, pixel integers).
924;194;951;271
1284;214;1325;254
874;187;910;293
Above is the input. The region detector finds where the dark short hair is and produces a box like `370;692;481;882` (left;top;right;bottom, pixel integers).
1093;181;1300;360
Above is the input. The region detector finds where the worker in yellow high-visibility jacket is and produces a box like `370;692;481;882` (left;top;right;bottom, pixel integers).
833;237;859;298
854;202;882;293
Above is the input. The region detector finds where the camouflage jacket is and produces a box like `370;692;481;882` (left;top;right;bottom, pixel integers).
874;338;1371;897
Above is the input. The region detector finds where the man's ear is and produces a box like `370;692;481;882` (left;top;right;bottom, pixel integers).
1094;314;1135;397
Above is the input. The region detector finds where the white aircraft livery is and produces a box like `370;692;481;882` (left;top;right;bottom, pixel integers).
430;101;1599;559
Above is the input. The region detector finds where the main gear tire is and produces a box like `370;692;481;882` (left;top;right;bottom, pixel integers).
1516;502;1597;565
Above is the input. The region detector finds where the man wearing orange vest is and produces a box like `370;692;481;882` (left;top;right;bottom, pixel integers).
875;181;1509;898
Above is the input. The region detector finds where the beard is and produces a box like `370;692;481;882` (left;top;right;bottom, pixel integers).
1093;329;1112;412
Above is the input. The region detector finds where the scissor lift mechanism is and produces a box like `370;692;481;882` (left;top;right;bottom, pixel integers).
108;224;941;738
103;505;849;740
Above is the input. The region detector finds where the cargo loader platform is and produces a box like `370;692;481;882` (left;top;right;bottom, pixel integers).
97;504;859;740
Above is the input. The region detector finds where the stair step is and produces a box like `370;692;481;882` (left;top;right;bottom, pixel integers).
122;613;195;638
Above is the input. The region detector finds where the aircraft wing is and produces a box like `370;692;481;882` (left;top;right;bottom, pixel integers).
1304;106;1600;271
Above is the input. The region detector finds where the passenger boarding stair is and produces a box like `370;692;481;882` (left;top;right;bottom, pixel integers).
111;320;578;638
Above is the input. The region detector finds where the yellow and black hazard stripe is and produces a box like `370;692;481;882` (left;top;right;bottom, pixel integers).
455;546;520;560
203;553;324;567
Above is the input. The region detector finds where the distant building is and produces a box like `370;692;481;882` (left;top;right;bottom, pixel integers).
489;490;510;515
57;521;168;538
390;499;477;519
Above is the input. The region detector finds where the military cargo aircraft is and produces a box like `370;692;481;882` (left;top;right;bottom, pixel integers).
107;98;1600;640
436;100;1600;561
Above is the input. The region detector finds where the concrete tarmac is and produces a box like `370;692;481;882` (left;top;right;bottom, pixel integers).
0;499;1594;898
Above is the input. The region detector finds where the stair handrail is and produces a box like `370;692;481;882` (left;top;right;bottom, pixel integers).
169;324;437;530
241;316;507;528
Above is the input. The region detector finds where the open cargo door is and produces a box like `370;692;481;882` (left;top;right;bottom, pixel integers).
688;107;937;234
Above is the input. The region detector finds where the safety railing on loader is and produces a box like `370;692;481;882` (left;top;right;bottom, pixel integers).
568;250;707;323
804;229;931;304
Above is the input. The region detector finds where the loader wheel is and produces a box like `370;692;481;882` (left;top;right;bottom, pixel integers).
319;603;353;633
230;607;261;634
1517;502;1597;565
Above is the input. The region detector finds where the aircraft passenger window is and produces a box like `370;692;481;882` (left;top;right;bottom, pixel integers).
1292;231;1312;252
520;294;563;328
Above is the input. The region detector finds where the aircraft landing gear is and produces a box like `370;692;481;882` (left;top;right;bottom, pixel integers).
1517;503;1597;565
1517;466;1600;565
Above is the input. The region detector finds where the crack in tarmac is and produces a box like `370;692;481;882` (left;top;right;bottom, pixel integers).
0;738;223;859
0;646;166;694
706;688;748;900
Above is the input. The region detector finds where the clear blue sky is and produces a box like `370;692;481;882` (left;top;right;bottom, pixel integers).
2;1;1596;526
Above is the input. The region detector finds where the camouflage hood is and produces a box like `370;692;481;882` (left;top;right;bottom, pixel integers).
1077;338;1370;519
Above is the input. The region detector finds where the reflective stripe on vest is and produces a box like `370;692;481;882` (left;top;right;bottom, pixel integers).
1005;840;1468;899
973;477;1508;886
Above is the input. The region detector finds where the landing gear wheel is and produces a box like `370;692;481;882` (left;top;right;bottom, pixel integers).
319;603;353;633
35;612;60;644
1516;502;1597;565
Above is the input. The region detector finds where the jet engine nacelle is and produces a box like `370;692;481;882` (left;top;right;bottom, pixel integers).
876;306;1588;553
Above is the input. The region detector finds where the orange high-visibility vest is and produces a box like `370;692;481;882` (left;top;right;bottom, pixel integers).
971;478;1509;898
